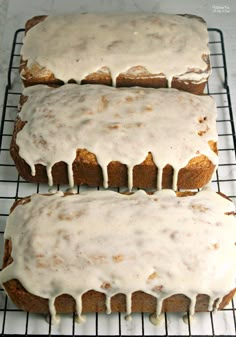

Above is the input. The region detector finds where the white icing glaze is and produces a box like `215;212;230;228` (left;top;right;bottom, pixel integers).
16;84;218;190
75;294;83;321
106;296;112;314
189;295;197;316
75;310;86;324
149;312;164;326
182;312;195;325
48;187;58;194
125;313;132;322
208;297;215;312
49;297;60;324
21;13;210;86
0;189;236;324
66;187;77;195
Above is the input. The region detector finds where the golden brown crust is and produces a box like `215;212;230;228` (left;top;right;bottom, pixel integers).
10;111;217;189
19;15;210;93
2;194;236;314
25;15;47;32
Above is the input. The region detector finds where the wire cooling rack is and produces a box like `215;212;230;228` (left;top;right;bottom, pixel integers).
0;28;236;337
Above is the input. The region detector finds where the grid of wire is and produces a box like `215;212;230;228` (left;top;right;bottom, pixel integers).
0;28;236;336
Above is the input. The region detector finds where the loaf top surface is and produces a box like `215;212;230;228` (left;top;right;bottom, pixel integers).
0;189;236;321
16;84;218;190
20;13;210;85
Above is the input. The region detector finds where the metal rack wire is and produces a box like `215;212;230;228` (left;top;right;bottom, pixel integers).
0;28;236;336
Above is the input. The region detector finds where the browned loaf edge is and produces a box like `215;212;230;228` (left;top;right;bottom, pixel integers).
19;15;210;94
2;193;236;314
11;95;217;189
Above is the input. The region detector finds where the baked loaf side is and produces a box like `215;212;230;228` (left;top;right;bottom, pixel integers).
20;13;210;93
11;85;218;190
0;190;236;324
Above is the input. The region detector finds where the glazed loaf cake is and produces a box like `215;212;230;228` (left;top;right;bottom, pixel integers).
0;189;236;324
20;13;211;93
11;84;218;190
